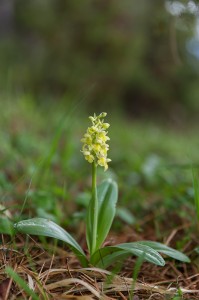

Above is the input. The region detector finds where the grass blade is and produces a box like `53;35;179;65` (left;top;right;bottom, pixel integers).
5;266;40;300
130;253;145;299
192;168;199;222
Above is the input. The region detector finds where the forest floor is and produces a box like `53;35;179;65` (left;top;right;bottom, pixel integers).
0;98;199;299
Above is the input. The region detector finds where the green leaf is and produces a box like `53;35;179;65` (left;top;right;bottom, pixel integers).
90;246;130;267
91;242;165;267
6;266;40;300
138;241;190;263
194;246;199;254
116;207;136;225
96;179;118;249
0;217;14;235
14;218;88;266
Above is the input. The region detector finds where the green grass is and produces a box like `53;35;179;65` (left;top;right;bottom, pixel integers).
5;267;41;300
192;168;199;222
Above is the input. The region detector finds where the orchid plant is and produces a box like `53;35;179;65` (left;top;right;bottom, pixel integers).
14;113;190;268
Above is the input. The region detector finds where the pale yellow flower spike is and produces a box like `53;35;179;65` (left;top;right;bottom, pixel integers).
81;112;111;171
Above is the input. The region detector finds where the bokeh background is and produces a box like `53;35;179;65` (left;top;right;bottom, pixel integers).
1;0;199;121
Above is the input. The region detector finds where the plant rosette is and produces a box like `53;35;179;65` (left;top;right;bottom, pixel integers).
14;113;190;268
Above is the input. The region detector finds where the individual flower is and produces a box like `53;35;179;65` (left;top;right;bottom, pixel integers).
81;112;111;171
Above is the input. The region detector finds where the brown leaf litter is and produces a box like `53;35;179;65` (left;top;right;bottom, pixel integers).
0;232;198;300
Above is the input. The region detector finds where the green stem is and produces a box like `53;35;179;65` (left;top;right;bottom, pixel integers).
91;162;98;255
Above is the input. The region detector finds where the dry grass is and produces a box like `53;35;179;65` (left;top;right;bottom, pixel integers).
0;231;198;300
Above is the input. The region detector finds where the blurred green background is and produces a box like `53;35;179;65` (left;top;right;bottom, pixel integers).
1;0;199;120
0;1;199;236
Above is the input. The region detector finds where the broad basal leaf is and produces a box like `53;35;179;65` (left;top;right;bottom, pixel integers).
92;248;132;268
138;241;190;263
14;218;88;266
91;242;165;267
